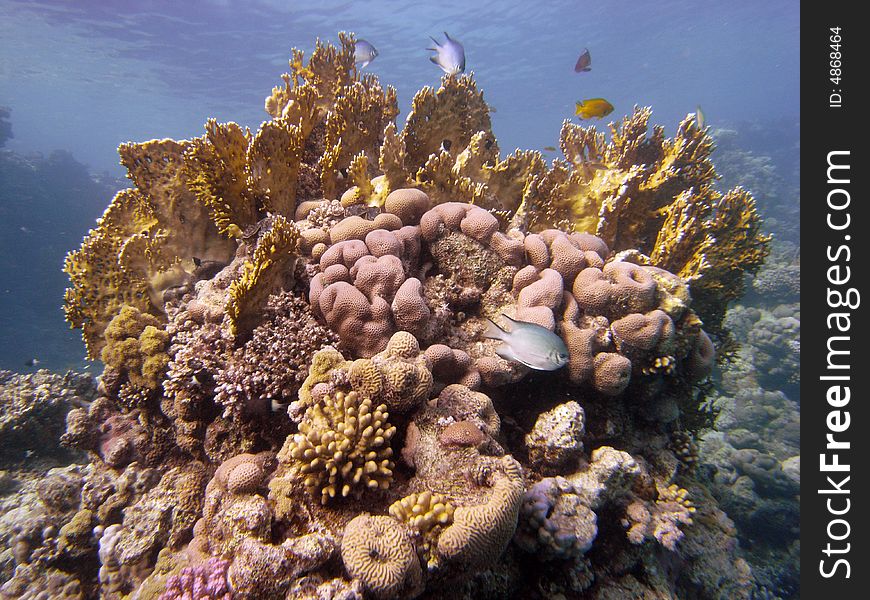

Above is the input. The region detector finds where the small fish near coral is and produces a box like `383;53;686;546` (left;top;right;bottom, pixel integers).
575;98;614;120
428;32;465;75
695;105;706;129
354;39;379;68
484;315;569;371
574;48;592;72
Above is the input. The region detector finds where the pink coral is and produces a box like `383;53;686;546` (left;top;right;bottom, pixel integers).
311;224;428;357
685;329;715;381
364;229;403;257
392;278;430;335
592;352;633;396
438;421;486;448
516;268;564;309
572;262;657;317
329;214;402;243
611;309;675;357
314;281;393;357
420;202;522;265
159;557;231;600
424;344;479;389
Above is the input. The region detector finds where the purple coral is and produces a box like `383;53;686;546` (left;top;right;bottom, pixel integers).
515;477;598;559
159;557;232;600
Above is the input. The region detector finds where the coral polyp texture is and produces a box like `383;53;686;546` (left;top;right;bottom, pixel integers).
37;32;772;599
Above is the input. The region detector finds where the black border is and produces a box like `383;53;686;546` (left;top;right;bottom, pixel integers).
801;3;867;597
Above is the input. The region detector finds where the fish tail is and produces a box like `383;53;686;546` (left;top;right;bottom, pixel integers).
483;318;507;341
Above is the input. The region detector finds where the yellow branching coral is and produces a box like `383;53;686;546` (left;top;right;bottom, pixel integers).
101;305;170;390
118;138;234;265
559;119;607;167
651;185;770;335
183;119;257;238
596;111;718;251
510;159;611;233
415;149;485;207
64;189;157;358
247;118;306;218
320;79;398;200
278;390;396;504
324;81;399;171
266;32;359;121
402;74;496;172
379;122;410;193
477;148;547;215
66;136;237;358
227;215;300;338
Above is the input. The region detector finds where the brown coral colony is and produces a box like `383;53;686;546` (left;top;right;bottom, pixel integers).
52;32;769;600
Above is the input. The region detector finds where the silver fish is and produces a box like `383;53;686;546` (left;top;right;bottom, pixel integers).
695;105;706;129
354;39;379;69
428;32;465;75
484;315;569;371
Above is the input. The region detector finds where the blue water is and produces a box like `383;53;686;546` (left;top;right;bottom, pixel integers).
0;0;798;373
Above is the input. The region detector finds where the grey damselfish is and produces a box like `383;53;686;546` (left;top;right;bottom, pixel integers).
484;315;569;371
428;32;465;75
354;39;379;69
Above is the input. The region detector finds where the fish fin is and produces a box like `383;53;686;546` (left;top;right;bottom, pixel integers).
483;318;507;341
429;36;441;47
494;345;538;370
358;60;370;69
494;344;522;364
444;31;452;40
429;56;441;66
501;313;519;323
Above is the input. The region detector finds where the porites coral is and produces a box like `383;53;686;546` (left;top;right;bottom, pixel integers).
277;390;396;504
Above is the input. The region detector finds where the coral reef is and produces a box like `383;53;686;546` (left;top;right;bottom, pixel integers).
12;32;778;600
0;370;96;465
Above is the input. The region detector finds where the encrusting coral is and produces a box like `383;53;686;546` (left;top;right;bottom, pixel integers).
41;32;774;600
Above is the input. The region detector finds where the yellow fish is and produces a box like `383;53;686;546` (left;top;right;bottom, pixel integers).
575;98;614;120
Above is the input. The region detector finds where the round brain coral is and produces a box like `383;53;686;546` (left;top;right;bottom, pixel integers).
282;390;396;504
340;514;422;599
384;188;431;225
